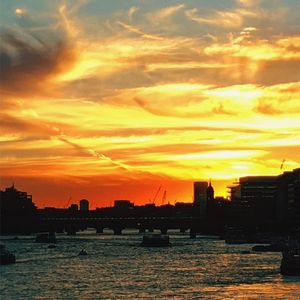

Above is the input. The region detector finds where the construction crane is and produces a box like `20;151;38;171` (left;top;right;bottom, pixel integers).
152;186;162;204
65;195;72;208
161;190;167;206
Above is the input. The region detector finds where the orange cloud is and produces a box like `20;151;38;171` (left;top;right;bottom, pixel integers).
1;0;299;207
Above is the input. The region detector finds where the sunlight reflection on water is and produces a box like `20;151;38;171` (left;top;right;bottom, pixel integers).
1;230;300;299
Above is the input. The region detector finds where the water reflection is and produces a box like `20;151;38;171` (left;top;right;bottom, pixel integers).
1;230;299;299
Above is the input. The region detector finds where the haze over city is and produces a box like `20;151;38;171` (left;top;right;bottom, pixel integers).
1;0;300;208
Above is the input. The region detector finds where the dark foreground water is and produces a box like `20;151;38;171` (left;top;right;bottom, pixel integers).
1;230;300;299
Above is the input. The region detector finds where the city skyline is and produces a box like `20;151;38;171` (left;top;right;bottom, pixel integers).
1;0;300;208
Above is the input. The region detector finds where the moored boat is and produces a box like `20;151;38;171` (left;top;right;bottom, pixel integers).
141;234;171;247
252;243;284;252
280;249;300;276
78;249;88;256
224;228;247;244
35;232;56;243
0;245;16;265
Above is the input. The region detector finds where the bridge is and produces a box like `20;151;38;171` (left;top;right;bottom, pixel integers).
39;216;204;237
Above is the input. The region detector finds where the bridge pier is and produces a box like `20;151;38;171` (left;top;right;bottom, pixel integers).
66;228;77;235
96;227;104;234
190;228;196;239
113;227;123;235
41;216;197;237
160;228;168;235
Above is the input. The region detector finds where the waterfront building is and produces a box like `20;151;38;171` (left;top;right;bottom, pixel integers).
207;180;215;202
227;183;241;202
80;199;89;212
0;184;34;210
114;200;134;209
0;185;37;234
193;181;208;216
228;176;277;224
276;168;300;225
69;204;79;212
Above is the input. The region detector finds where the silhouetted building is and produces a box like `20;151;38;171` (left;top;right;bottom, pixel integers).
228;176;277;224
276;168;300;225
206;180;217;215
227;183;241;202
114;200;134;209
193;181;208;216
207;180;214;202
0;185;37;234
215;196;227;202
0;184;34;210
69;204;79;212
80;199;89;212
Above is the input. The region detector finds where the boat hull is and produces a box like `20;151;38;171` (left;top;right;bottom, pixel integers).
141;235;171;247
280;250;300;276
0;253;16;265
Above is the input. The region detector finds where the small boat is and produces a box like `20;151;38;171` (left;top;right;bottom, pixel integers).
78;249;88;256
224;228;247;244
141;234;171;247
35;233;56;243
252;243;284;252
280;249;300;275
0;245;16;265
48;244;57;249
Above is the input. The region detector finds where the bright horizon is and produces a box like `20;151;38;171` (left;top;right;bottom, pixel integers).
1;0;300;209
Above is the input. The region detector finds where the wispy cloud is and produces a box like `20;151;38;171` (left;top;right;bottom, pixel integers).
148;3;185;24
128;6;139;21
236;0;260;7
117;21;163;40
185;7;256;28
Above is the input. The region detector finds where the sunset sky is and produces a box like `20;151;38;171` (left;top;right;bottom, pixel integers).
1;0;300;208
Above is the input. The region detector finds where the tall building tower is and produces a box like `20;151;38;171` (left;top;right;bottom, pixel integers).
207;180;214;202
276;168;300;223
193;181;208;216
79;199;89;212
0;184;37;234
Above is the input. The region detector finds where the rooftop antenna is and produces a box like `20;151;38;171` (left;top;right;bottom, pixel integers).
280;159;286;171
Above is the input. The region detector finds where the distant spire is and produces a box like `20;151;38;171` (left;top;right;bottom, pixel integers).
207;179;214;202
280;159;285;170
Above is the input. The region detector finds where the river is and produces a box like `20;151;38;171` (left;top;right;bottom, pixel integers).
1;230;300;299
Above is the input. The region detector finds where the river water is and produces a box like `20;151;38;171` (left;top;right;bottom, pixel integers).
1;230;300;299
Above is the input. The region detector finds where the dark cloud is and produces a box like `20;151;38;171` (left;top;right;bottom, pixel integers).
255;59;300;85
0;15;76;97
